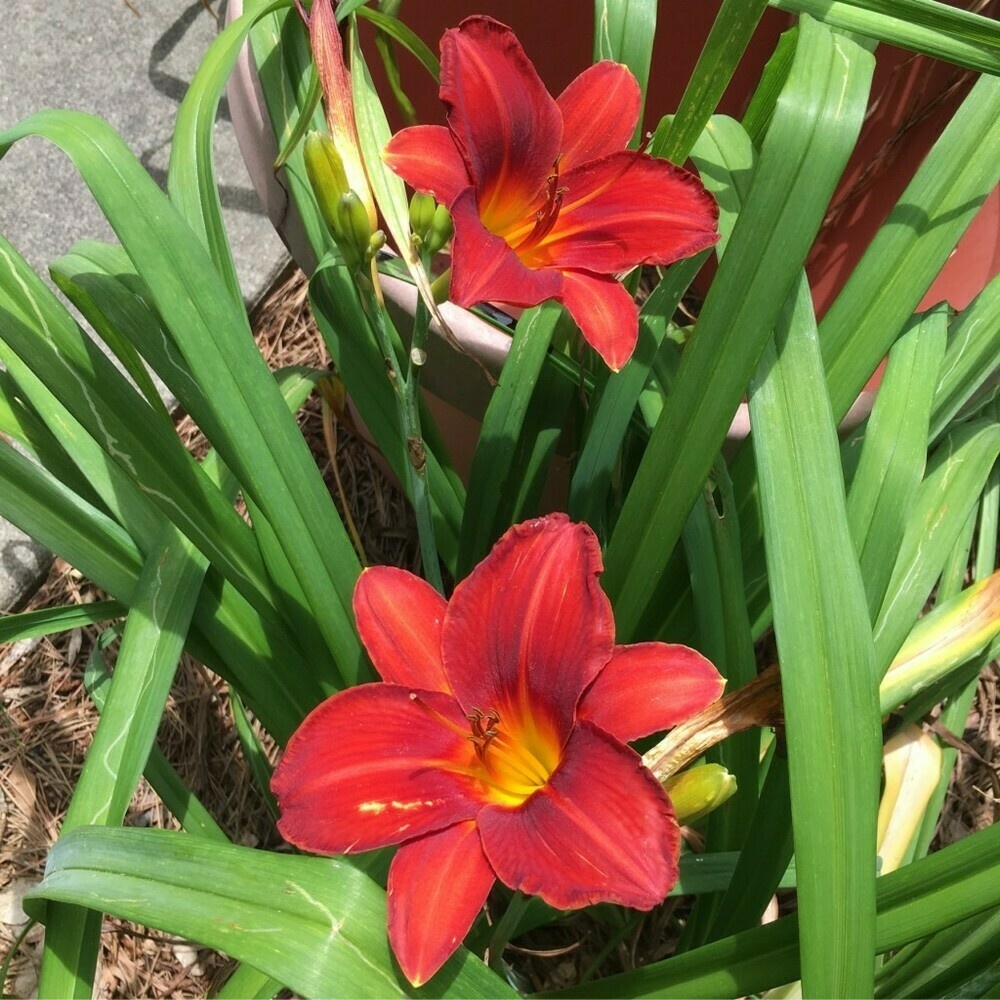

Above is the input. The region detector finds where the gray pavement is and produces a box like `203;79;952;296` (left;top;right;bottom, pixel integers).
0;0;289;612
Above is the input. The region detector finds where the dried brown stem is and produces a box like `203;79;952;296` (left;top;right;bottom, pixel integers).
643;664;784;780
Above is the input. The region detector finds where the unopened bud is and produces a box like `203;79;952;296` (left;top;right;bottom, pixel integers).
662;763;737;825
408;192;437;242
336;191;373;270
304;131;349;237
424;204;454;256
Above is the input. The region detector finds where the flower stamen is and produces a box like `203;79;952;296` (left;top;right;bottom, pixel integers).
517;160;566;251
467;707;501;759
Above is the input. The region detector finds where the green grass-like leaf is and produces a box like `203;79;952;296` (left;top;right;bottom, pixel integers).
26;827;515;999
0;602;124;644
846;307;947;619
603;16;875;639
770;0;1000;74
38;524;208;998
820;72;1000;421
0;110;365;686
748;273;881;996
653;0;771;164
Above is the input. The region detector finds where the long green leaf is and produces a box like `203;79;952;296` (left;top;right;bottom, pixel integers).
0;110;365;685
0;438;144;603
876;908;1000;998
654;0;771;164
735;72;1000;642
912;466;998;858
216;962;285;1000
354;5;440;81
26;827;515;999
748;273;881;997
0;235;282;616
930;271;1000;442
820;72;1000;422
568;253;706;533
708;753;794;941
676;461;760;948
245;0;330;271
0;601;123;644
0;319;327;742
168;0;291;304
0;371;97;504
38;524;207;998
0;431;314;741
770;0;1000;73
846;307;947;618
84;648;228;843
604;16;875;639
873;420;1000;673
51;241;344;679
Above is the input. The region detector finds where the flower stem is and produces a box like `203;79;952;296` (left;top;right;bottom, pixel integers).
355;259;443;593
487;890;532;976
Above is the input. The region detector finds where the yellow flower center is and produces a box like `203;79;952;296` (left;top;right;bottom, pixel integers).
482;160;567;267
409;692;563;808
465;706;561;807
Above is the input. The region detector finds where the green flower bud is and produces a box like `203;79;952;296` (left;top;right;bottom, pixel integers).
336;191;373;271
408;191;437;242
368;230;387;258
304;131;349;238
424;204;454;256
662;763;737;825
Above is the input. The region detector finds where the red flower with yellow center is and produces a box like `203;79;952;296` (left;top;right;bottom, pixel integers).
383;16;719;371
272;514;723;986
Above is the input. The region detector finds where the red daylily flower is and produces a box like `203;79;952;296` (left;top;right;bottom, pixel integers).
272;514;724;986
383;16;719;371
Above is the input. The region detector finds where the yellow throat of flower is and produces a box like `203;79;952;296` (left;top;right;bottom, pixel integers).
465;705;561;807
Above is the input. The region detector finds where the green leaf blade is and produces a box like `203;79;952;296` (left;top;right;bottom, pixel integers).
27;828;516;999
748;275;881;997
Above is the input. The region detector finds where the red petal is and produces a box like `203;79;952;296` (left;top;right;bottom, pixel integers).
478;722;679;910
440;17;562;230
449;187;562;308
557;62;640;171
382;125;471;207
578;643;725;742
443;515;614;735
353;566;450;693
272;685;480;854
539;152;719;273
559;271;638;371
387;821;496;987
